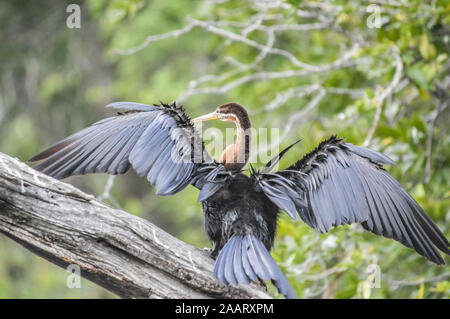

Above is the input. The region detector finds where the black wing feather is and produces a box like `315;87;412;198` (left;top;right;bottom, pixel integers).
253;136;449;265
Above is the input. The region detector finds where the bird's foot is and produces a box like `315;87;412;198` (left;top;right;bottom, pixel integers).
258;279;268;292
203;247;218;259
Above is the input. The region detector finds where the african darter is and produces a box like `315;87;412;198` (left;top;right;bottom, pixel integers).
29;102;450;299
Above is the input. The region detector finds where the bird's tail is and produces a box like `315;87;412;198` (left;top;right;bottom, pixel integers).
213;234;297;299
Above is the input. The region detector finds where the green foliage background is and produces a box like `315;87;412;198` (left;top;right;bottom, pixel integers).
0;0;448;298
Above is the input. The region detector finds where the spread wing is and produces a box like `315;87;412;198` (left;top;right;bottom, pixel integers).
29;102;218;196
253;136;450;265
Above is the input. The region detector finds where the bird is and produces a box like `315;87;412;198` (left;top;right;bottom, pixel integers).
29;101;449;299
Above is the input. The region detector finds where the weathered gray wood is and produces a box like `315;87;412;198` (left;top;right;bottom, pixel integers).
0;152;271;299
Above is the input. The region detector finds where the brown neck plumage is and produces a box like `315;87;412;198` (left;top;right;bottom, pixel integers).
218;103;252;171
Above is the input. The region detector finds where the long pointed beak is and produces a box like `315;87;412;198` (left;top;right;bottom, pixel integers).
192;111;219;123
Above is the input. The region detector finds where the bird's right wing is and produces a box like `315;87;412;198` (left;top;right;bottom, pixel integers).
252;136;449;265
29;102;219;196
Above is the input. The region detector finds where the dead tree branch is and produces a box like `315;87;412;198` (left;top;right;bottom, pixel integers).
0;152;270;299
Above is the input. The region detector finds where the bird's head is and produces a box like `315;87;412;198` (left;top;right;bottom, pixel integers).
193;102;252;171
192;102;249;125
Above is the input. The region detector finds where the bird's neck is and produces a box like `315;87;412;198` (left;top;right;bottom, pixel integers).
220;111;251;171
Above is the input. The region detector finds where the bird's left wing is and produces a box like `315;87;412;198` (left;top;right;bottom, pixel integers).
29;102;217;196
252;136;449;265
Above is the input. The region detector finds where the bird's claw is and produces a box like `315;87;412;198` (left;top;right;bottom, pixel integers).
203;247;218;259
203;247;213;255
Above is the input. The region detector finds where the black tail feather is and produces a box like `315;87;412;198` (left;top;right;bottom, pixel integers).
213;234;297;299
